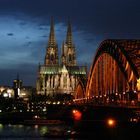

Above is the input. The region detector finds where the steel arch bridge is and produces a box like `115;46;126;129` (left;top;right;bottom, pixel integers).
75;39;140;104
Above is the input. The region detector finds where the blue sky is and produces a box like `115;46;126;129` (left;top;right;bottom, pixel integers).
0;0;140;87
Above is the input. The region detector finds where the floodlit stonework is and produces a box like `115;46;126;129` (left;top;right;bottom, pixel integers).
36;19;87;97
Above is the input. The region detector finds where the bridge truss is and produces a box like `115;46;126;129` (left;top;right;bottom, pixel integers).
76;39;140;105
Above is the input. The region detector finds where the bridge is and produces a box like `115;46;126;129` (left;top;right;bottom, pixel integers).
75;39;140;106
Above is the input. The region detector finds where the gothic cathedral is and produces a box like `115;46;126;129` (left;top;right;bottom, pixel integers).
36;19;87;97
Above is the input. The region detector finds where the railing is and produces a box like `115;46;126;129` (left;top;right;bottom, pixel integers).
73;97;140;108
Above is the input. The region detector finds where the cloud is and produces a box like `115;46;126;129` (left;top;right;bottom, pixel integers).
25;36;30;39
40;35;48;38
0;14;99;86
0;0;140;86
7;33;14;36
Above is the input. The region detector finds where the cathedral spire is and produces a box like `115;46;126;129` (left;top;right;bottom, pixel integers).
48;17;56;47
66;20;73;46
61;20;76;66
45;17;59;65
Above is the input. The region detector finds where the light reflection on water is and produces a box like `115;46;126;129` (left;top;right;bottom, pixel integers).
0;123;72;140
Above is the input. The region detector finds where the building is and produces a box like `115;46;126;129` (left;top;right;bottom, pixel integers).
0;86;14;98
36;19;87;97
13;75;35;100
20;86;35;100
13;74;22;99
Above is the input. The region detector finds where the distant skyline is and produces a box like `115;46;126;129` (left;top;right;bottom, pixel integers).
0;0;140;87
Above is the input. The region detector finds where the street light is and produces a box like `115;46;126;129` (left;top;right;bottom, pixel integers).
7;89;12;98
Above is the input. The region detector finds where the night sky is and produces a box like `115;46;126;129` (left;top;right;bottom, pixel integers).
0;0;140;87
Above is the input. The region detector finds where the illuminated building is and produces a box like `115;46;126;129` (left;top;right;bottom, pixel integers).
0;86;14;98
13;74;22;99
36;19;87;97
20;86;35;101
0;84;34;100
13;75;35;100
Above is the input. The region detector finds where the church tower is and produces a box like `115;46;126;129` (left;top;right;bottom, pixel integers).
36;19;87;97
45;18;59;66
61;21;76;66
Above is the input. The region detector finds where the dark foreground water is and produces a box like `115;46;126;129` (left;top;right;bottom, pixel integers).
0;123;140;140
0;124;72;140
0;105;140;140
0;122;140;140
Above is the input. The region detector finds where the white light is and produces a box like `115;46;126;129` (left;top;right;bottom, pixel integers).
7;89;12;94
3;93;8;97
18;88;20;95
34;115;38;118
21;93;26;96
57;101;60;104
9;93;11;98
43;108;46;112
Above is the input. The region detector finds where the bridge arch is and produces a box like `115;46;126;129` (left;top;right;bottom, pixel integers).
86;39;140;102
75;78;86;99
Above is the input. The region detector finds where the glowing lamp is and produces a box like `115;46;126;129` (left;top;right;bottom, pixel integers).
72;109;82;121
107;118;116;127
3;93;8;97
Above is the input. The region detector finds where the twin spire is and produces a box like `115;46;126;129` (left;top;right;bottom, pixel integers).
45;18;76;66
48;18;73;47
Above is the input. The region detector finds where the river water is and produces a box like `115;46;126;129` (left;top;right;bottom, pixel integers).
0;122;139;140
0;124;72;140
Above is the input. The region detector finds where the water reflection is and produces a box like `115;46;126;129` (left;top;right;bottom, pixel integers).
0;123;71;139
40;125;48;135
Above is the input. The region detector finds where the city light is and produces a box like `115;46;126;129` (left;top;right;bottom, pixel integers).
107;118;116;127
72;109;82;121
7;89;12;98
7;89;12;94
0;87;4;93
3;93;9;97
137;78;140;91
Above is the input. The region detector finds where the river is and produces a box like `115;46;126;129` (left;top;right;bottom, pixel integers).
0;123;72;140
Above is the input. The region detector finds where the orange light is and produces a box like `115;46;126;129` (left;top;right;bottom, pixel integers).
72;109;77;114
107;118;116;127
72;109;82;121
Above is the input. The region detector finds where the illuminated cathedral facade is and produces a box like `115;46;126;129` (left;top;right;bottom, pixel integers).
36;19;87;97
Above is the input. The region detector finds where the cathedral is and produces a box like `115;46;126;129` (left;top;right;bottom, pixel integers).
36;19;87;97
